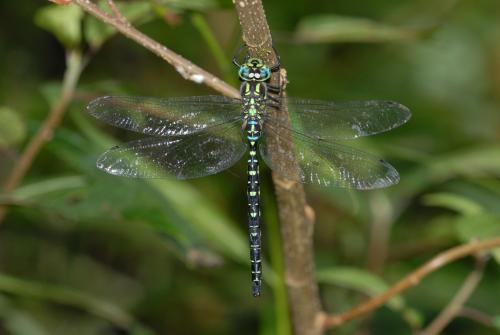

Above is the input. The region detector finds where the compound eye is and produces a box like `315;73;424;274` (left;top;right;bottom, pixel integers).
260;67;270;79
239;66;250;78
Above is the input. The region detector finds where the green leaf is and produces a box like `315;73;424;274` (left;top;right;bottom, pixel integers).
0;295;48;335
156;0;220;11
150;179;248;263
492;315;500;331
317;267;402;307
455;214;500;263
425;146;500;179
39;82;62;109
35;4;83;49
84;1;153;48
443;180;500;214
295;15;417;43
0;107;26;147
3;311;48;335
422;192;483;215
9;176;86;201
0;273;133;328
394;145;500;208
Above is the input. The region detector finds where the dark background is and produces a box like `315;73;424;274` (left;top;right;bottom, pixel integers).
1;0;500;334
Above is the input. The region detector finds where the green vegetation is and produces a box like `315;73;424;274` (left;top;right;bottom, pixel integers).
1;0;499;334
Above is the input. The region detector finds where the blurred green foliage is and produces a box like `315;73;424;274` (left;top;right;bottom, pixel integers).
1;0;500;334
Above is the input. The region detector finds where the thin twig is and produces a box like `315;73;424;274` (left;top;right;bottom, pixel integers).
233;1;322;335
106;0;126;23
0;50;85;222
458;307;494;328
73;0;239;98
323;238;500;329
418;254;488;335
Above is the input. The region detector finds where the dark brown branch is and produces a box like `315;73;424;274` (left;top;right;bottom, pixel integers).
233;2;322;335
0;51;85;222
73;0;239;98
323;238;500;329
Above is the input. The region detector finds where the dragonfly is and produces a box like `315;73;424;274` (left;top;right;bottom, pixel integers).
86;46;411;297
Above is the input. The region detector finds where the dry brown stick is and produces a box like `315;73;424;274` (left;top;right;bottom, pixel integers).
323;238;500;329
418;254;488;335
233;1;322;335
73;0;239;98
0;51;85;222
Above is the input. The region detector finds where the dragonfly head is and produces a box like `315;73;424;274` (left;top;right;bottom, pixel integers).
238;58;271;82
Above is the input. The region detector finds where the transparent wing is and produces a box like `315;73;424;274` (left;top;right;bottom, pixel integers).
97;121;247;179
263;97;411;140
260;123;399;189
87;95;242;137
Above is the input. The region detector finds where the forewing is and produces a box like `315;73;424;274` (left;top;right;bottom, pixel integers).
97;121;247;179
263;97;411;140
87;95;242;137
260;124;399;189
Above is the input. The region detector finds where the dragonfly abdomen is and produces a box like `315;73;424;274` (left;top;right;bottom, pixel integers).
243;76;266;296
245;115;263;296
247;141;261;297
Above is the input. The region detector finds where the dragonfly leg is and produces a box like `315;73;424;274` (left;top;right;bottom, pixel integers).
267;86;282;98
232;44;248;67
267;87;282;99
267;95;281;103
233;43;281;71
232;57;240;67
266;103;281;110
269;45;281;71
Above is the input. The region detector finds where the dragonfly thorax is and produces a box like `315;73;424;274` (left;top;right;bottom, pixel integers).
241;80;266;141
